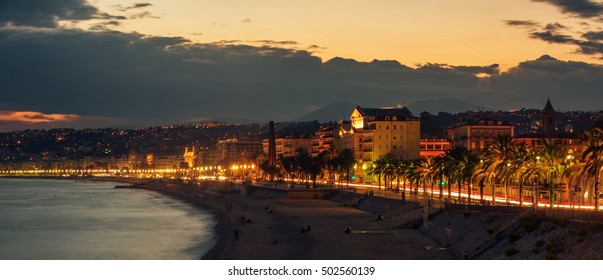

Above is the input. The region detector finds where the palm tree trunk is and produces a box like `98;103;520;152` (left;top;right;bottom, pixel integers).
595;175;600;211
439;175;443;199
491;183;496;205
519;183;524;206
457;179;462;202
505;180;509;204
467;179;471;204
447;177;451;199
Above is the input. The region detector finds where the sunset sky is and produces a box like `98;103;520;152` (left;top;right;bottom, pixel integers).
1;0;603;130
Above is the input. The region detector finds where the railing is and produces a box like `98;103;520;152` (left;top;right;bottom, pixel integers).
465;206;534;259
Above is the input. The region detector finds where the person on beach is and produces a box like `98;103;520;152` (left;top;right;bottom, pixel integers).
344;225;352;234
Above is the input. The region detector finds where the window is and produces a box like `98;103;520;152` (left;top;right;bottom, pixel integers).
393;125;397;130
385;116;390;121
393;145;397;149
386;125;389;130
386;135;389;140
393;116;397;121
393;136;396;140
386;145;389;149
379;135;382;139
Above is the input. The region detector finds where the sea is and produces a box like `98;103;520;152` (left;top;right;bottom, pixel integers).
0;178;216;260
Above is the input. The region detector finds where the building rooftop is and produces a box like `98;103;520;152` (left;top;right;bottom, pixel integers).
355;106;415;120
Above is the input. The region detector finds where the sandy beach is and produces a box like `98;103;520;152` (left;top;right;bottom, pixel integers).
123;182;454;260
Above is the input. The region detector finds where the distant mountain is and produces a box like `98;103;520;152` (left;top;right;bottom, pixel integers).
292;102;358;122
203;116;259;124
407;98;499;115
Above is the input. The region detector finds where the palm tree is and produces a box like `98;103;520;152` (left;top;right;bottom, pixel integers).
433;156;447;199
537;139;565;207
319;148;339;186
484;136;516;204
582;127;603;211
295;147;312;187
308;155;324;188
418;157;437;197
337;149;357;187
443;145;472;202
511;142;532;206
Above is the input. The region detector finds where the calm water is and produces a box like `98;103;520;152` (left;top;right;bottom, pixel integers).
0;178;216;260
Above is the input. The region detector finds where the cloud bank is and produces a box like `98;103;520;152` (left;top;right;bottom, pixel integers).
0;0;602;130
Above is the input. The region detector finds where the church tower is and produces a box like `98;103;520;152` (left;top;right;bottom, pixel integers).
542;98;556;138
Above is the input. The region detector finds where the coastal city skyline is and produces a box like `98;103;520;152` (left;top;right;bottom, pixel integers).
1;0;603;132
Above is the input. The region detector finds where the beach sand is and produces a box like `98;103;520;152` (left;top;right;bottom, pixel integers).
126;183;454;260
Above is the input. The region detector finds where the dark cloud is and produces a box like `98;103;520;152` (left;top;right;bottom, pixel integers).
583;31;603;41
1;27;602;129
504;20;540;27
254;40;298;45
125;3;153;10
0;0;100;27
96;12;127;20
530;31;578;43
490;55;603;109
533;0;603;18
525;29;603;57
544;22;566;31
89;21;122;31
130;11;160;19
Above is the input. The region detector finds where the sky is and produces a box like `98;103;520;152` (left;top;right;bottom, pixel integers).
1;0;603;131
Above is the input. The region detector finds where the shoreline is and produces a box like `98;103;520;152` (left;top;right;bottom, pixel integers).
2;176;453;259
120;182;454;260
116;183;233;260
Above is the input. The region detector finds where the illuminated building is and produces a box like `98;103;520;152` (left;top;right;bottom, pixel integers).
448;111;514;151
351;106;420;182
217;138;263;164
420;139;450;158
263;135;314;157
311;120;354;156
183;146;196;168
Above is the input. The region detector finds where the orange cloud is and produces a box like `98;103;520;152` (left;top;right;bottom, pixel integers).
0;111;79;123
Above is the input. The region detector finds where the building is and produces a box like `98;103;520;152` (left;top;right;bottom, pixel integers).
542;98;557;137
263;135;314;157
351;106;421;162
420;139;450;158
183;146;196;168
514;100;582;153
448;111;514;151
216;138;263;165
310;120;354;157
350;106;420;182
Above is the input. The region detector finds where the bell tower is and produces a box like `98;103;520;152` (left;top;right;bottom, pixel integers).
542;98;556;138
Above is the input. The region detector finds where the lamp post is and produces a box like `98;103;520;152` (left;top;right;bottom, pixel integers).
533;156;541;212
